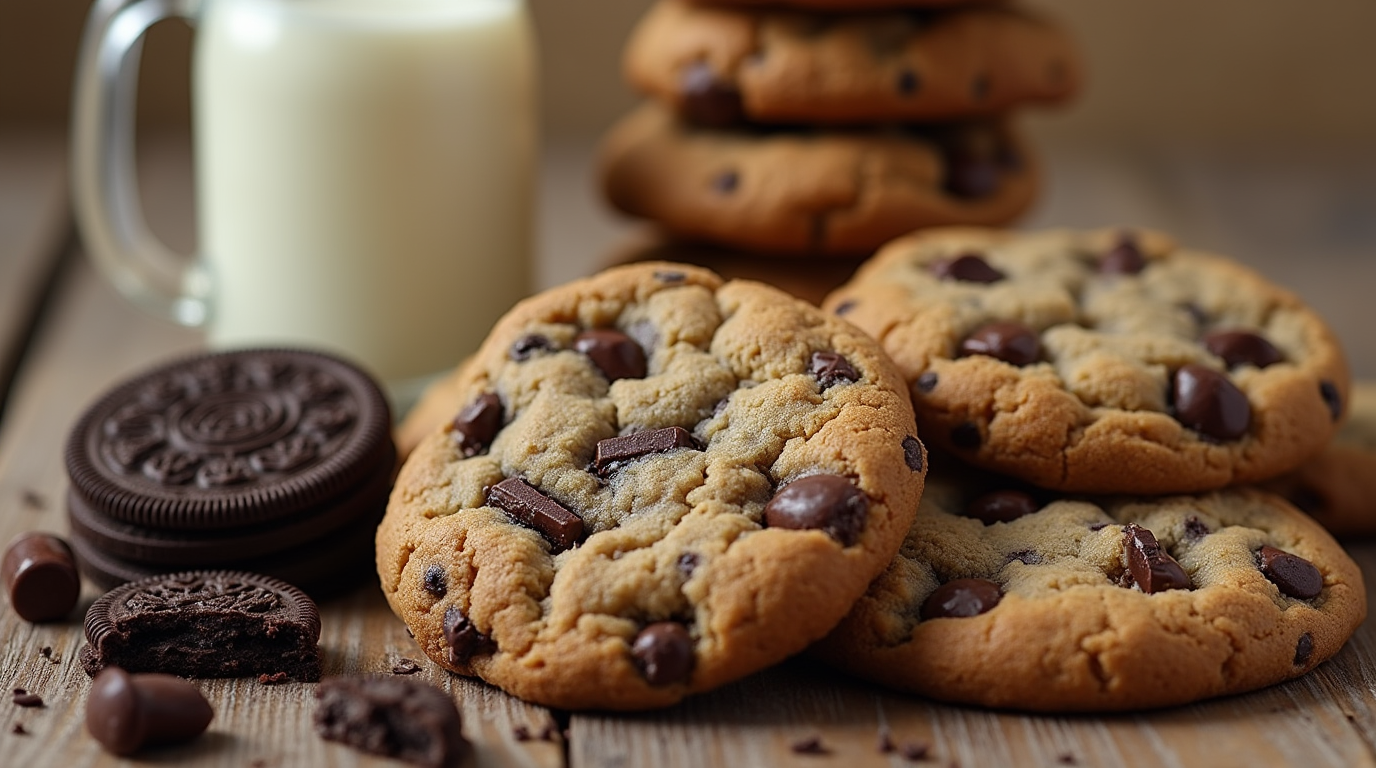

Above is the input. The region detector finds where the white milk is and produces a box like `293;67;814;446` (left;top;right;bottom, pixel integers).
194;0;536;390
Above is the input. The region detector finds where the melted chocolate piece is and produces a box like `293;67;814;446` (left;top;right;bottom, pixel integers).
1203;330;1283;369
1100;236;1146;275
573;329;647;381
964;490;1038;525
443;606;495;666
810;351;859;389
1320;380;1342;421
1257;545;1323;599
510;334;554;361
959;321;1041;366
594;427;696;476
901;436;925;472
680;61;745;127
631;622;694;686
920;578;1002;619
764;475;869;547
86;668;213;756
1123;524;1191;593
422;565;447;598
487;478;585;552
450;393;503;457
1172;364;1251;441
932;253;1005;284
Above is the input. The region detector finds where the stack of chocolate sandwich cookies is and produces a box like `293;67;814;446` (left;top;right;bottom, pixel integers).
813;227;1367;711
600;0;1081;259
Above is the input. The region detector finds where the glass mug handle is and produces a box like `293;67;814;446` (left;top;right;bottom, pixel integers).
71;0;210;328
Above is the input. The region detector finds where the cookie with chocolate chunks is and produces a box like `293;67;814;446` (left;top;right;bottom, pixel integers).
812;461;1366;712
823;227;1351;493
377;262;924;710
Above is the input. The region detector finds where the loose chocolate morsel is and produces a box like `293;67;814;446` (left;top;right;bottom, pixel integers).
450;393;503;458
679;61;745;128
1294;633;1315;666
1123;523;1191;593
594;427;696;476
487;478;585;552
1320;380;1342;421
1257;545;1323;600
1172;364;1251;441
809;351;859;389
1203;330;1283;369
964;490;1038;525
959;320;1041;366
631;622;694;686
510;334;554;361
422;565;448;598
86;667;214;756
443;606;495;667
932;253;1005;284
950;422;981;449
573;329;647;381
920;578;1002;620
2;532;80;623
764;475;869;547
1100;236;1146;275
901;436;925;472
916;372;939;393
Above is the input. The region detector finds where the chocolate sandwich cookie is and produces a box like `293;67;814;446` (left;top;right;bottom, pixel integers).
626;1;1079;127
822;227;1351;493
812;462;1367;712
1265;383;1376;538
80;570;323;681
600;104;1036;257
377;262;925;710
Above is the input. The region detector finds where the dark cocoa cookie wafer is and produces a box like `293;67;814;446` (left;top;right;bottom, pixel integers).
315;677;469;768
80;570;322;680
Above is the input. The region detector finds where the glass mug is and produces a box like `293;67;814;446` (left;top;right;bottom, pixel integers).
72;0;537;405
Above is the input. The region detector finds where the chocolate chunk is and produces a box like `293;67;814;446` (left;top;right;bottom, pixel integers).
764;475;869;547
631;622;694;686
1100;235;1146;274
1320;380;1342;421
510;333;554;361
1257;545;1323;599
1123;524;1191;593
594;427;696;475
959;321;1041;366
2;532;80;623
573;329;647;381
12;691;43;707
964;491;1038;525
315;676;468;768
423;565;448;598
1183;516;1211;541
897;69;920;95
1203;330;1283;369
833;299;857;316
790;736;829;755
86;668;213;756
916;372;939;393
1294;633;1315;666
950;422;981;450
921;578;1002;619
450;393;503;457
944;155;1000;199
713;170;739;194
810;351;859;389
487;478;585;552
932;253;1005;284
680;61;745;128
443;606;495;667
902;436;925;472
1172;364;1251;440
392;658;422;675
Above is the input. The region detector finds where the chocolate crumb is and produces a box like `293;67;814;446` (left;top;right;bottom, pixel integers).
513;725;533;742
20;490;46;510
1058;754;1078;765
11;692;43;708
11;723;27;735
39;646;53;660
901;741;930;760
391;658;421;675
791;736;829;755
257;672;289;685
877;727;895;753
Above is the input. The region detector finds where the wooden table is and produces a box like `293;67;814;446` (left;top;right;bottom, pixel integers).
1;128;1375;767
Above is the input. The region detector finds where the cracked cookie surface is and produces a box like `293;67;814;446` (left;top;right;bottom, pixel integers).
626;1;1079;126
822;227;1350;492
811;459;1366;712
1265;383;1376;538
600;104;1037;257
377;262;925;710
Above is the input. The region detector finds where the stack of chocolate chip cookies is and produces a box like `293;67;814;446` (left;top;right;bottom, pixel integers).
599;0;1081;274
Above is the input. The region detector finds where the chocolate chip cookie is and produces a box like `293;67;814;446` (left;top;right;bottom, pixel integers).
626;1;1079;126
812;460;1367;712
600;104;1037;257
1265;382;1376;538
377;262;925;710
822;227;1351;493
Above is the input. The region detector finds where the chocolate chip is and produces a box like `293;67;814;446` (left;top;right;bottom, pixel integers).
834;299;857;316
1100;235;1146;275
897;69;920;95
765;475;869;546
443;606;495;666
901;436;925;472
12;691;43;707
487;478;585;552
1320;380;1342;421
810;351;859;389
790;736;829;755
1294;633;1314;666
450;393;503;457
676;552;700;578
1172;364;1251;440
1123;523;1191;593
1258;545;1323;599
916;372;939;393
422;565;448;598
932;253;1004;284
944;155;1000;198
964;490;1038;525
631;622;694;685
921;578;1002;619
1203;330;1283;369
2;532;80;623
85;668;213;756
573;329;647;381
391;658;422;675
654;271;685;283
959;321;1041;366
594;427;696;476
510;333;553;361
680;61;745;127
1183;515;1211;541
950;422;981;450
713;170;739;194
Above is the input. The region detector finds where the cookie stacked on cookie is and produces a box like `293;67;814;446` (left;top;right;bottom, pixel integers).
600;0;1081;261
812;227;1367;711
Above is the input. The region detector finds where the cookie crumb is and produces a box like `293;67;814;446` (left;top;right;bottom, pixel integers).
513;725;533;742
39;646;57;664
11;691;43;708
20;490;46;510
876;727;895;753
901;742;930;760
790;736;829;755
257;672;289;685
391;658;421;675
11;723;27;735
